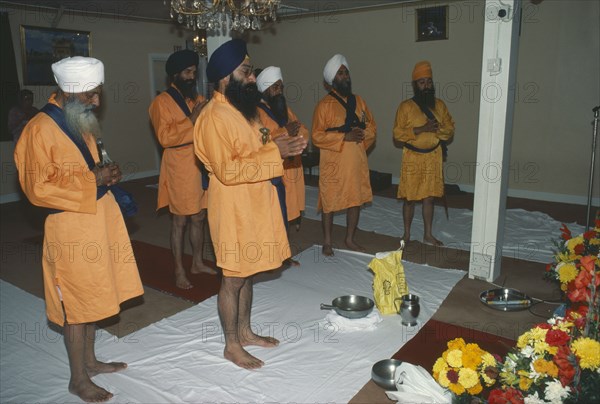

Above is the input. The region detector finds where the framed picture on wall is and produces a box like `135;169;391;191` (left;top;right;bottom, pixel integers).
416;6;449;42
20;25;91;85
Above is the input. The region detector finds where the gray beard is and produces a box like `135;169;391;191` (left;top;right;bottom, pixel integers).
64;97;101;140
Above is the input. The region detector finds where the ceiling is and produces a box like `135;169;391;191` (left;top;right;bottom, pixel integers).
1;0;417;22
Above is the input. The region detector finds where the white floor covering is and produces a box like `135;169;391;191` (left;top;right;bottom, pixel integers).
1;245;465;404
304;185;585;263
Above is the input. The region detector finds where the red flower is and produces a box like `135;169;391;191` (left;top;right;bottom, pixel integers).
546;329;570;346
447;369;459;384
573;243;585;255
536;322;552;330
488;387;524;404
560;224;572;241
583;230;596;240
553;345;576;387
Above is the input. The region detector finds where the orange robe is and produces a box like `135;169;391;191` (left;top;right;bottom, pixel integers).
311;91;376;213
393;98;455;201
13;95;143;326
149;85;207;215
257;103;308;222
194;92;290;277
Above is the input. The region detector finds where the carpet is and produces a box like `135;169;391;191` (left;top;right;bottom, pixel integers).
131;240;220;303
1;246;466;403
303;185;585;263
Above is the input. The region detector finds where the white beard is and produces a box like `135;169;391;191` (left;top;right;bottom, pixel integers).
64;97;101;140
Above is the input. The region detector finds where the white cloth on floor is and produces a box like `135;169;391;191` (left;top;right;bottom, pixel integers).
324;309;383;332
385;362;452;403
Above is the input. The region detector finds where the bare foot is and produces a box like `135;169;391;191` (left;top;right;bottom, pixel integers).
345;240;366;252
190;262;218;275
69;379;113;403
224;345;264;369
322;244;334;256
423;235;443;246
87;361;127;377
240;332;280;348
287;258;300;267
175;271;193;289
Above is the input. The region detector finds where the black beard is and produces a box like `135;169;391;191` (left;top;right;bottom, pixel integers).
264;93;289;124
174;75;197;100
413;85;436;110
64;96;100;140
332;78;352;98
225;75;260;121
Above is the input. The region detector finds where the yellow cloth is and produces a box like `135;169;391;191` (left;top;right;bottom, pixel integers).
393;99;455;201
311;91;376;213
257;104;308;221
14;95;143;325
194;92;290;277
412;61;433;81
149;85;207;215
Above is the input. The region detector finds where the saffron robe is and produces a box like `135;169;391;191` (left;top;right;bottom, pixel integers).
393;98;455;201
13;95;143;326
257;104;309;222
194;91;290;277
149;85;207;215
311;91;376;213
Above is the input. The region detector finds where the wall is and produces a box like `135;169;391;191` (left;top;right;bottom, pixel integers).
247;0;600;204
1;0;599;205
0;4;189;202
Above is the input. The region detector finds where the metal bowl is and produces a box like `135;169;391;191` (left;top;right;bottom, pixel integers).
480;288;532;311
371;359;402;390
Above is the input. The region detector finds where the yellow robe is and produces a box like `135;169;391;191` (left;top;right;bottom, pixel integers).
393;98;455;201
194;92;290;277
13;95;143;326
311;91;376;213
257;103;308;222
149;85;207;215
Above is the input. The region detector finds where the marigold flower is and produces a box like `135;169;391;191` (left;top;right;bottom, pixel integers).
571;337;600;370
518;375;533;391
446;349;463;368
557;262;578;284
458;367;479;389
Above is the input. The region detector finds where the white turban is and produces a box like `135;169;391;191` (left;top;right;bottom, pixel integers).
256;66;283;93
323;54;348;85
51;56;104;93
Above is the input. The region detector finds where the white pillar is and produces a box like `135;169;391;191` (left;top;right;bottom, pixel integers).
468;0;521;282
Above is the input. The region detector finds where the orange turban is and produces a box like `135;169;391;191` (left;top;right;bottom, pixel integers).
412;61;433;81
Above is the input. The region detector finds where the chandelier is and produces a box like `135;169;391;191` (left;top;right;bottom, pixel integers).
168;0;281;33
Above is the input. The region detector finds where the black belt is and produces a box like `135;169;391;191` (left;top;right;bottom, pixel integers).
166;142;193;149
403;142;440;154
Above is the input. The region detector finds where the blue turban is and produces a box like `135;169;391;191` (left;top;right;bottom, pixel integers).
206;39;248;83
166;50;199;76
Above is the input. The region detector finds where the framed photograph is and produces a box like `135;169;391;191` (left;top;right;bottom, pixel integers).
20;25;91;85
416;6;448;42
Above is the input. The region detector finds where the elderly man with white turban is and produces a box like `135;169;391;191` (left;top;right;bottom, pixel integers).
311;54;377;256
256;66;309;243
14;56;143;402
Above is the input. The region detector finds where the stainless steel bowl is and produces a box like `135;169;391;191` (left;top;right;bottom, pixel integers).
371;359;402;390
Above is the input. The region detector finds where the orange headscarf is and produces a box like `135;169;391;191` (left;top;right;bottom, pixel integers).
412;61;433;81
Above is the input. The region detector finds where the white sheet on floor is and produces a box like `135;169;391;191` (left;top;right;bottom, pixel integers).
304;185;584;263
0;245;465;404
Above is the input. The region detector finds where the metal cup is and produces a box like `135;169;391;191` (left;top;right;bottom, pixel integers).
397;294;420;326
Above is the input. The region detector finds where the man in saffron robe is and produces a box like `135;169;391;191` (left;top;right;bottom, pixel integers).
311;54;377;256
149;49;215;289
194;40;307;369
393;61;455;246
14;56;143;402
256;66;309;259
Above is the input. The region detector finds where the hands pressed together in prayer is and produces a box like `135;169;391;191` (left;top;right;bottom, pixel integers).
94;163;122;186
414;119;439;135
344;127;365;143
273;133;308;159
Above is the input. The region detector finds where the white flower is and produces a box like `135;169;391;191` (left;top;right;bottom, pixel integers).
544;379;570;404
524;391;547;404
521;345;535;358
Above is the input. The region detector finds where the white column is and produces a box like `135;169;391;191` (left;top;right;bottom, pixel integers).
468;0;521;282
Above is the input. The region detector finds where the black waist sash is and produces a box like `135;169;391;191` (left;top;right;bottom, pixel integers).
165;87;210;190
40;103;120;213
411;97;448;158
325;92;366;133
257;103;288;229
